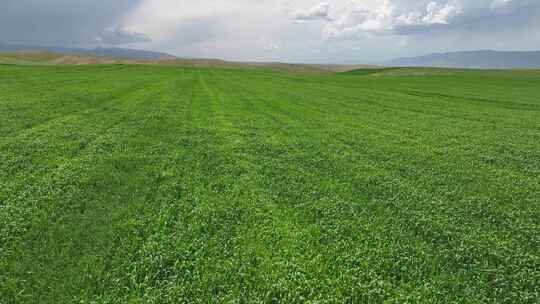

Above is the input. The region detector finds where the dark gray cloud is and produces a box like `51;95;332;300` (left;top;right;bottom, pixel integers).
0;0;146;46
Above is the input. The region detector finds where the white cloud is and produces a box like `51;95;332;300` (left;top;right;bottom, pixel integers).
322;0;395;39
490;0;512;10
264;42;281;51
422;1;462;24
396;1;461;25
322;0;463;40
97;27;151;45
291;3;332;21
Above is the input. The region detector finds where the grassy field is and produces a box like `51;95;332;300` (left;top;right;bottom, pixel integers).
0;64;539;303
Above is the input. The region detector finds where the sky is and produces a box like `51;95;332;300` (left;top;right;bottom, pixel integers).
1;0;540;63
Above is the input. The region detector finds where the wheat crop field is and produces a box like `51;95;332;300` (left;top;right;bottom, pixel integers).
1;64;539;303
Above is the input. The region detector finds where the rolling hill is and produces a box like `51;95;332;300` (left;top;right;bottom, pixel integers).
0;48;379;73
0;43;173;60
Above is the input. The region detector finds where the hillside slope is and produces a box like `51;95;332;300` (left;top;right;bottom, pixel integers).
0;50;379;73
0;43;173;60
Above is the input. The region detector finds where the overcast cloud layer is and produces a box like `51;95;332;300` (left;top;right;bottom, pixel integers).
2;0;540;63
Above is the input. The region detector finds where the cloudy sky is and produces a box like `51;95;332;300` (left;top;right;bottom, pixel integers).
2;0;540;63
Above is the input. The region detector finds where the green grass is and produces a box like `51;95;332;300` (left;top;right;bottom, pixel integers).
0;64;539;303
341;67;402;75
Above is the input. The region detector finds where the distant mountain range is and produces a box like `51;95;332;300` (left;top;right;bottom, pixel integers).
4;43;540;70
386;50;540;69
0;43;174;60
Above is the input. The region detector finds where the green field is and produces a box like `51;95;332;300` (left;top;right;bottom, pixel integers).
1;64;539;303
